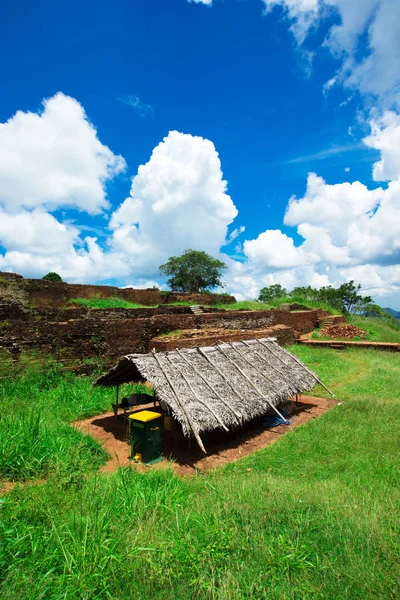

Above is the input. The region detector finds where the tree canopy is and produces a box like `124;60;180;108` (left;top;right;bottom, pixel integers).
159;249;227;293
42;272;62;282
258;284;287;303
258;280;372;314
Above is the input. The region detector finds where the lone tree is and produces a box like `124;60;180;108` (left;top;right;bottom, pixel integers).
42;272;62;282
159;249;227;293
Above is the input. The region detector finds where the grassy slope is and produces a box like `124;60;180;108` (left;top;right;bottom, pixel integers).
1;348;399;599
312;315;400;343
0;366;150;481
347;315;400;343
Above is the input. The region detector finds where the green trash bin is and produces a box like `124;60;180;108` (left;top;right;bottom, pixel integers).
129;410;162;464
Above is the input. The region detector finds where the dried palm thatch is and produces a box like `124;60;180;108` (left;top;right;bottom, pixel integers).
94;338;332;453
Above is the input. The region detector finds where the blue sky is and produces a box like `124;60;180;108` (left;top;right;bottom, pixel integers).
0;0;400;307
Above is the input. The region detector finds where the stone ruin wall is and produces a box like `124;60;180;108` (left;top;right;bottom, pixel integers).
0;270;327;366
1;305;327;365
0;271;236;308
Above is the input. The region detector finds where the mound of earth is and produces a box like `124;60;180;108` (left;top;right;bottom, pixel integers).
320;323;368;340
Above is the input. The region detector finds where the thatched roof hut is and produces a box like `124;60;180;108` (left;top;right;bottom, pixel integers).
94;338;330;453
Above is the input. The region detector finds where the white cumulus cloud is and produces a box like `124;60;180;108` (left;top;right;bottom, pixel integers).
0;92;126;215
109;130;238;278
263;0;400;106
243;230;305;269
364;111;400;182
1;92;400;307
225;113;400;306
0;92;128;282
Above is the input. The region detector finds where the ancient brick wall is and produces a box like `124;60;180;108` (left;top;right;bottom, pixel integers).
0;271;236;309
270;310;328;335
24;279;162;308
0;308;322;363
160;291;236;305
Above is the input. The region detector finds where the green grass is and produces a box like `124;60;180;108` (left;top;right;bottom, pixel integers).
212;297;338;314
312;315;400;343
347;315;400;343
155;329;191;339
0;363;150;481
70;297;156;309
1;348;399;599
70;295;341;314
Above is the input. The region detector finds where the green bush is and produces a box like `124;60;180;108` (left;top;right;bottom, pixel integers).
42;272;62;282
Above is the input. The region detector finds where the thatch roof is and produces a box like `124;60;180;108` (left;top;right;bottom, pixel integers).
94;338;329;453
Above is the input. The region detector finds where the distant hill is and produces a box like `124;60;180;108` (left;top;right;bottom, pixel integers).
384;307;400;320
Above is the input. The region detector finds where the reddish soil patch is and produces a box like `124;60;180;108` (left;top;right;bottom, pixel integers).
319;324;367;339
73;396;337;476
73;401;155;473
0;481;19;494
0;479;45;495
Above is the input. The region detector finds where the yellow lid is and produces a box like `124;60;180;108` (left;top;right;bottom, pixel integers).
129;410;161;423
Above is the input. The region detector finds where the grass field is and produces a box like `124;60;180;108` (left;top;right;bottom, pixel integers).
69;295;339;314
212;297;338;313
70;297;156;309
1;348;399;599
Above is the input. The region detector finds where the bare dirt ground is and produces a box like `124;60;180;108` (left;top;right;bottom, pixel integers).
319;324;367;339
73;395;337;476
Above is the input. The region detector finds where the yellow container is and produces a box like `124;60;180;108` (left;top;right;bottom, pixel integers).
128;411;162;464
129;410;161;423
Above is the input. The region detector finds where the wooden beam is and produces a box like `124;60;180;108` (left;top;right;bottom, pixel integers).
172;351;229;432
216;342;289;424
151;350;206;454
258;339;335;397
195;348;243;421
241;340;295;386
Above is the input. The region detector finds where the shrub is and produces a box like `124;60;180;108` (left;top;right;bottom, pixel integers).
42;272;62;282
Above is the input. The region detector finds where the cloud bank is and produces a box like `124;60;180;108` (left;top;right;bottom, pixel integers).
0;91;399;306
0;95;237;284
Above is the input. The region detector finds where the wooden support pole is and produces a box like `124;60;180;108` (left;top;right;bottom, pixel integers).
113;384;120;420
216;343;290;424
151;350;206;454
